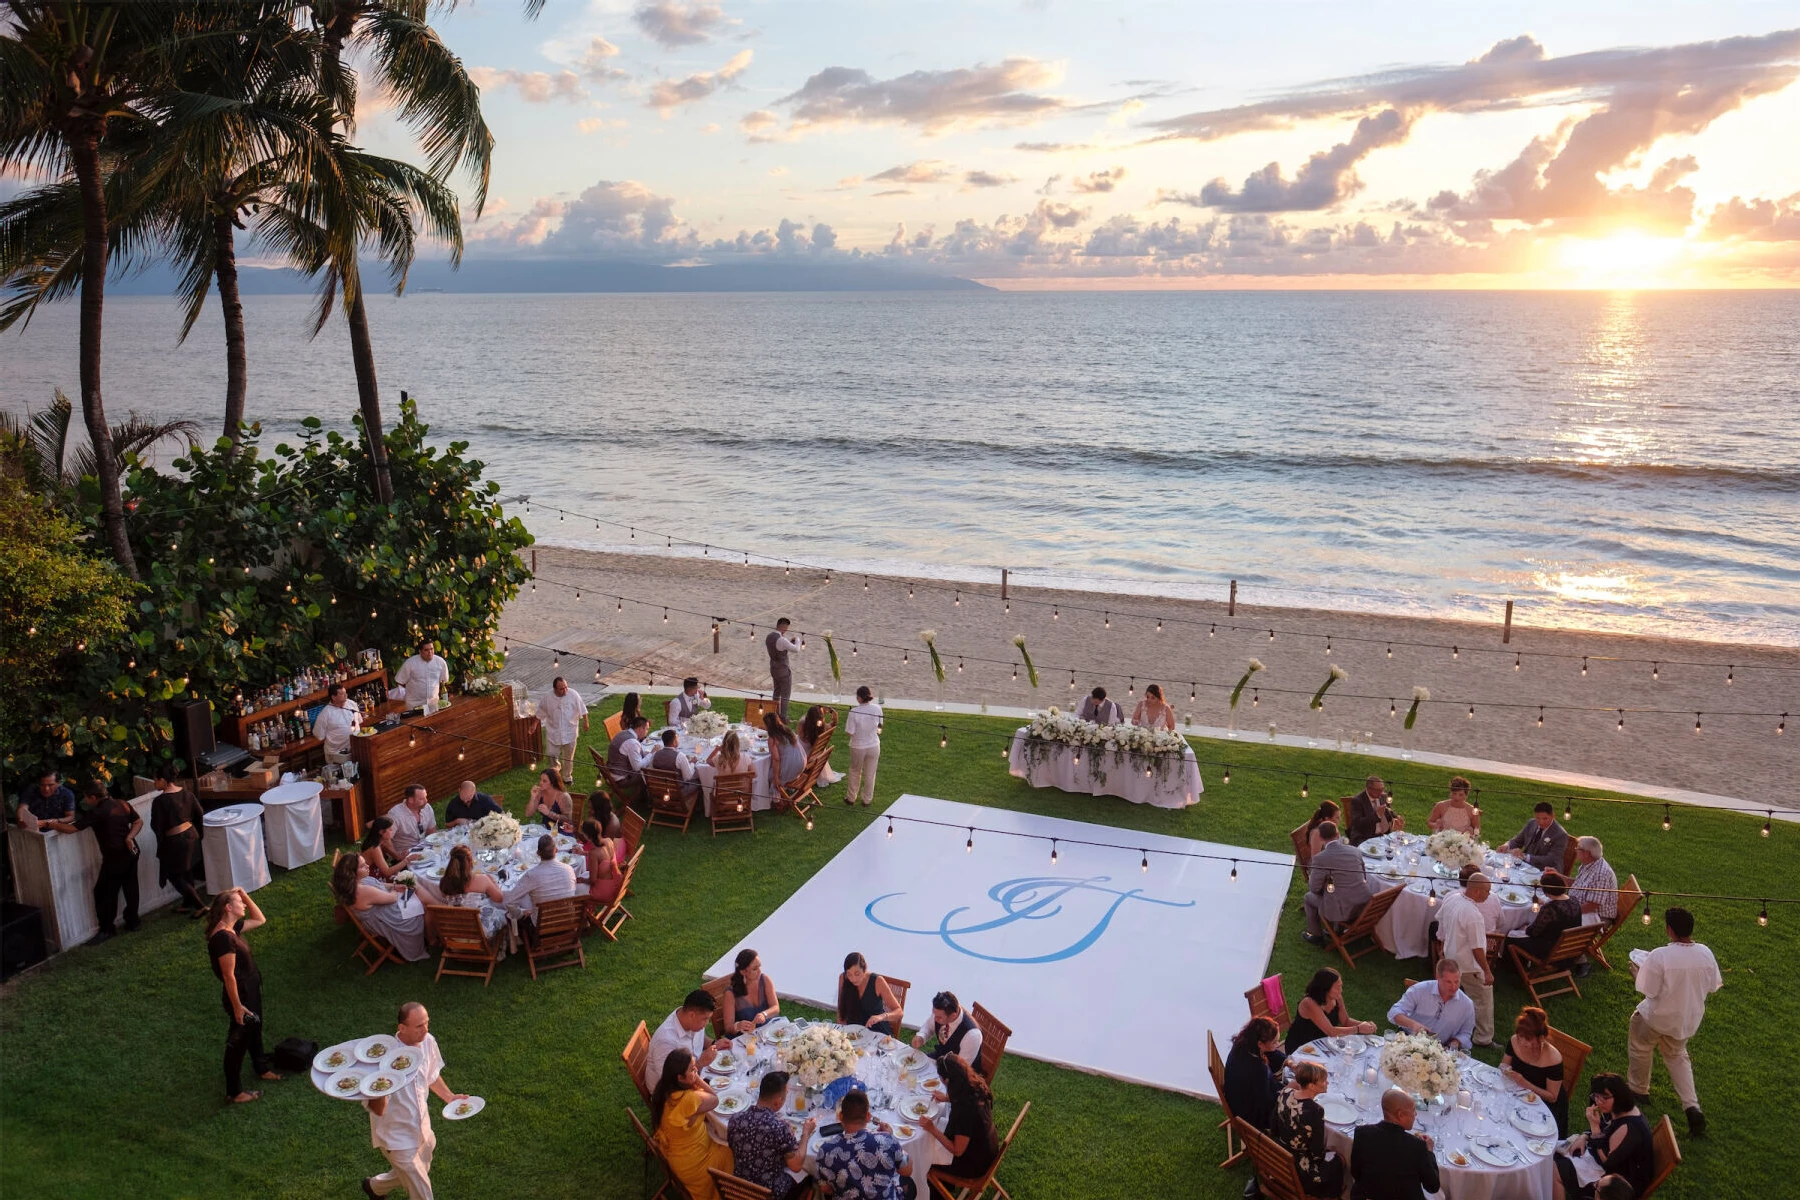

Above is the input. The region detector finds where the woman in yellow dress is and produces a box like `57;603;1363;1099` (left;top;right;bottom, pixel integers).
652;1048;734;1200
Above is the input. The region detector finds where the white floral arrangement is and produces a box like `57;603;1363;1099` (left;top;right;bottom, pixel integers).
780;1024;861;1089
685;709;730;738
1424;829;1487;870
1380;1031;1462;1098
468;811;522;850
464;675;499;696
393;870;417;888
1026;710;1186;756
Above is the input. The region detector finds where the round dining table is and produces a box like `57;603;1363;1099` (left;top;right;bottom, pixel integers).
1359;833;1545;959
658;724;779;816
202;803;272;894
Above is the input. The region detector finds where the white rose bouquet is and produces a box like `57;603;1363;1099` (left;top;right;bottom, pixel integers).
393;870;417;889
1424;829;1487;871
469;811;523;850
781;1025;862;1089
1380;1031;1462;1098
685;710;730;738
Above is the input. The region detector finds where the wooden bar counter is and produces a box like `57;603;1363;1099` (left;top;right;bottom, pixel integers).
351;687;516;818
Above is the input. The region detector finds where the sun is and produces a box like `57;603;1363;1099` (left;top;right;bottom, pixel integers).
1556;232;1687;287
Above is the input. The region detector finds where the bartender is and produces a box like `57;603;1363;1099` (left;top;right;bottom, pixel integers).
12;767;77;828
311;682;362;765
393;639;450;708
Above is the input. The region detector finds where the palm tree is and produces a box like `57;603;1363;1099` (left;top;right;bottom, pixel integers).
0;389;198;503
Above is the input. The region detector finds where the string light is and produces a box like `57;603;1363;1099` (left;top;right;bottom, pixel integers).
1468;705;1475;719
1223;765;1231;784
1324;637;1331;654
1514;653;1521;671
662;608;669;624
1581;656;1588;676
1230;860;1238;883
1662;804;1672;832
1779;713;1787;735
886;818;894;839
1452;645;1459;660
1694;713;1702;734
1763;813;1772;838
1268;629;1275;642
594;667;603;684
1652;662;1659;680
1537;708;1544;727
1190;683;1197;702
1390;699;1397;718
907;584;913;598
1157;620;1163;633
954;592;960;607
1210;624;1216;638
1128;678;1136;697
1140;850;1148;873
939;729;948;749
1759;902;1769;927
457;744;466;761
1643;893;1653;926
864;577;870;591
1012;665;1018;681
1104;612;1111;629
1301;775;1310;799
552;652;560;668
618;599;623;612
966;828;974;853
1727;666;1734;685
1617;710;1625;732
1563;801;1573;823
805;815;814;831
1052;605;1058;620
1050;839;1059;865
1385;644;1392;658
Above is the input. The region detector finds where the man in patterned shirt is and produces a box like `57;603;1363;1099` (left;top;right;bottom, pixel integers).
728;1071;814;1198
816;1090;914;1199
1569;835;1619;978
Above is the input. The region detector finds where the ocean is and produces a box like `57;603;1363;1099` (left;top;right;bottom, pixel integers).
6;289;1797;644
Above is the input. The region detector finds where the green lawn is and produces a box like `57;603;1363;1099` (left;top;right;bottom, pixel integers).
2;700;1792;1198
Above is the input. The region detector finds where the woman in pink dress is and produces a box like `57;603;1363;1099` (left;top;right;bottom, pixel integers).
578;818;623;905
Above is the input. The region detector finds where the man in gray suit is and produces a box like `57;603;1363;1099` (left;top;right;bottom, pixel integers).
765;618;802;720
1302;821;1373;945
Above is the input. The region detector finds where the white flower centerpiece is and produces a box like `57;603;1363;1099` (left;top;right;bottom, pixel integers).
469;811;522;851
1379;1031;1461;1100
685;709;730;739
781;1024;861;1090
1022;707;1187;785
1424;829;1487;871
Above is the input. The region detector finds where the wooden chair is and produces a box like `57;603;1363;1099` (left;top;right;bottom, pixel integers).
1289;823;1313;869
1590;873;1642;971
742;698;778;729
1245;977;1291;1035
703;974;735;1039
709;1169;777;1200
929;1101;1029;1200
1639;1114;1682;1199
644;765;696;833
711;771;756;835
1324;885;1402;970
347;910;404;975
623;1020;654;1109
1507;925;1603;1007
567;787;588;831
1233;1116;1308;1200
881;975;911;1027
525;895;586;979
1561;839;1580;880
775;744;828;822
1545;1023;1592;1105
427;904;501;985
1205;1030;1246;1168
604;710;625;738
591;848;641;941
970;1002;1012;1084
626;1105;690;1200
620;806;647;860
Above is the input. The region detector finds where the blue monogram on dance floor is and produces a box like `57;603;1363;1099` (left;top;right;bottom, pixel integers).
864;875;1196;964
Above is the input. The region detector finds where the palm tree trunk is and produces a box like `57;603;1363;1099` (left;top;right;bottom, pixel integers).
344;267;393;503
215;212;248;456
70;126;139;579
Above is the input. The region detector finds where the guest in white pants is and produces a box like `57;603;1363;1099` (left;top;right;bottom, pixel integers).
363;1003;468;1200
843;687;883;807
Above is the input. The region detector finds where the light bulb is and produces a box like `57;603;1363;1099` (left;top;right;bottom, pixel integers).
618;600;624;612
1301;777;1310;799
1765;814;1773;837
1229;860;1238;883
1223;766;1231;785
1072;753;1080;766
1140;851;1148;873
594;668;602;684
1269;629;1275;641
1563;803;1573;822
1391;700;1397;718
1537;708;1545;727
965;829;974;853
1759;903;1769;927
1052;606;1058;620
457;744;466;761
1326;879;1335;894
1662;806;1671;831
1642;907;1652;926
1694;714;1702;734
1385;644;1391;658
1050;840;1059;865
1617;711;1625;732
954;592;961;606
1252;691;1259;708
1452;645;1459;660
863;577;869;591
1104;613;1111;628
886;819;894;839
805;817;814;831
957;659;963;674
1581;656;1588;676
1514;653;1521;671
1325;637;1331;654
1157;620;1163;633
1727;666;1734;685
939;732;948;748
1467;705;1475;719
1190;684;1197;701
1128;679;1135;696
662;609;668;624
1210;624;1216;638
1013;665;1018;681
1652;662;1659;680
1779;714;1787;735
553;653;560;667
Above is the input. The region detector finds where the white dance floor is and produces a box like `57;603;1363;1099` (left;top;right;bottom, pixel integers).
705;794;1294;1098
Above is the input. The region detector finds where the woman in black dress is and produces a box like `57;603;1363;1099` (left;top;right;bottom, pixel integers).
1273;1061;1343;1198
149;767;206;914
923;1052;999;1185
1500;1005;1567;1134
836;951;903;1035
207;888;281;1103
1284;967;1376;1055
1222;1016;1286;1132
722;948;781;1035
1554;1074;1652;1200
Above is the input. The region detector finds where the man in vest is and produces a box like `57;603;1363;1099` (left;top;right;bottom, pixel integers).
911;990;983;1072
646;729;701;811
666;676;711;729
765;619;802;720
606;716;653;802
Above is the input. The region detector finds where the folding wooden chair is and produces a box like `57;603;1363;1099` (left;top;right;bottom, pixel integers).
703;974;735;1039
1288;823;1313;869
1244;977;1291;1035
525;896;586;979
1233;1117;1308;1200
567;787;588;831
347;910;404;976
1561;839;1580;880
1639;1114;1682;1199
428;904;501;986
623;1020;654;1109
620;806;647;861
711;771;756;835
1545;1023;1591;1110
880;975;911;1030
929;1101;1029;1200
710;1169;777;1200
644;765;696;833
775;746;828;823
592;849;641;941
970;1002;1012;1084
626;1105;690;1200
604;710;625;738
1206;1030;1246;1168
1507;925;1603;1007
742;698;778;730
1324;885;1402;970
1590;873;1642;971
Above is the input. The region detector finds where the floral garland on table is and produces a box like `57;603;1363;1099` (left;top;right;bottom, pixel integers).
1424;829;1487;871
468;811;522;850
1021;707;1188;786
780;1025;862;1089
1379;1031;1462;1099
463;674;500;696
685;709;730;739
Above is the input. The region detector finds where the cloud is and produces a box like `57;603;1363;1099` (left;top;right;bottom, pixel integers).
739;108;779;139
963;169;1017;188
873;189;913;197
580;37;630;84
773;58;1066;135
1700;192;1800;240
633;0;728;48
870;160;955;184
1015;140;1094;153
647;49;752;114
468;67;586;104
1198;108;1411;212
576;117;629;134
469;197;567;247
1070;166;1127;194
534;180;693;255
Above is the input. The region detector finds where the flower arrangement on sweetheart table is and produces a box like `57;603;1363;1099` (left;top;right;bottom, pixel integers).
1424;829;1488;871
1379;1031;1462;1099
469;811;523;850
1021;707;1189;786
781;1025;861;1089
684;709;730;739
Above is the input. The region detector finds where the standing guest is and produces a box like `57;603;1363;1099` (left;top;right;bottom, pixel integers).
1273;1062;1343;1198
844;686;883;807
1301;822;1371;948
435;845;508;942
798;705;843;786
524;768;574;829
646;989;732;1088
724;948;781;1034
1427;776;1481;834
444;781;502;827
535;676;588;787
207;887;282;1104
920;1053;998;1185
816;1090;914;1200
1302;800;1340;862
45;782;141;941
1457;863;1504;933
647;731;702;807
1438;873;1497;1047
764;713;805;788
392;639;450;708
1553;1074;1652;1200
1285;967;1376;1055
387;784;437;857
11;766;76;826
1387;959;1476;1050
1223;1016;1286;1132
1501;1006;1568;1135
311;683;362;765
838;952;904;1036
765;618;803;721
1344;776;1402;845
607;716;654;799
911;991;983;1071
1350;1090;1439;1200
708;730;752;778
729;1070;813;1199
1627;907;1720;1138
1130;683;1176;731
361;1002;468;1200
1503;802;1570;870
1569;836;1619;979
667;676;712;728
149;766;207;915
654;1049;734;1200
332;853;429;962
577;819;624;908
1509;871;1584;961
1075;687;1123;726
360;817;413;881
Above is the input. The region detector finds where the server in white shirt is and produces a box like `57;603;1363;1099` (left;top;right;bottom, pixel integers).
844;686;883;807
311;683;362;764
765;619;802;720
1628;907;1721;1136
387;784;437;857
535;676;588;786
360;1002;467;1200
393;640;451;709
1437;873;1497;1047
666;677;711;728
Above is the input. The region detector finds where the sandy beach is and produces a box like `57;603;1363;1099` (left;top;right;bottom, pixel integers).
500;545;1798;806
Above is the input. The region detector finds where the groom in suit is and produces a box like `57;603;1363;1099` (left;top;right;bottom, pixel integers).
1351;1090;1440;1200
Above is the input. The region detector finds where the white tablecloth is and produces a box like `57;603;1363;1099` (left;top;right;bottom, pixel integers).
259;782;326;870
1007;728;1203;808
656;724;779;816
1296;1036;1557;1200
128;793;181;914
1359;833;1542;959
202;803;271;893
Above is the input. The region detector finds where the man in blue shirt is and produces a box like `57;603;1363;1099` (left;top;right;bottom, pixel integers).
443;781;503;827
1387;959;1477;1050
816;1090;914;1200
727;1071;813;1199
13;768;77;826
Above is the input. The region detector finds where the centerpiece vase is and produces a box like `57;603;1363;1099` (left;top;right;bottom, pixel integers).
1226;706;1239;739
1307;705;1324;747
1400;724;1416;760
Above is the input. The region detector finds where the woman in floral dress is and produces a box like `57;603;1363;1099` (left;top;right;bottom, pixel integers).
1272;1061;1343;1197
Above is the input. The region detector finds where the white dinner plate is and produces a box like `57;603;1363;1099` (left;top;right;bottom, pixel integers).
1511;1106;1557;1137
1438;1147;1472;1168
1465;1062;1503;1089
325;1067;369;1099
1496;886;1532;907
1629;948;1649;967
1470;1137;1520;1167
360;1069;407;1099
897;1048;929;1072
383;1048;423;1078
313;1041;358;1074
709;1049;746;1074
356;1034;398;1064
894;1123;918;1140
899;1094;940;1123
1319;1097;1360;1125
444;1095;486;1120
765;1023;796;1044
715;1089;754;1117
1526;1138;1555;1156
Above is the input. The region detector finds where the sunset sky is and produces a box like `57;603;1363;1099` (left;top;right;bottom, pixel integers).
360;2;1800;287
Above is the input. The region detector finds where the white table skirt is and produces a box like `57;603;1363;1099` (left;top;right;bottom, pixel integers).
128;793;182;915
202;804;271;894
259;782;327;870
1360;834;1544;959
1007;729;1203;808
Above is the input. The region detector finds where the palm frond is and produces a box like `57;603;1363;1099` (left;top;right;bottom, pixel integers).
360;6;492;212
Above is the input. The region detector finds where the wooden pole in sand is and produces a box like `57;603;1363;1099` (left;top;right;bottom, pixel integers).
531;549;537;574
1001;569;1009;601
1503;600;1514;643
1229;580;1237;616
713;621;721;653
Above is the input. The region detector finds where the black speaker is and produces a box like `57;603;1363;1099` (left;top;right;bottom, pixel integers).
1;901;47;980
170;698;216;766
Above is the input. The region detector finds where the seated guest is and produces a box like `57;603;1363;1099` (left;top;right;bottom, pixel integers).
12;766;76;826
618;691;643;730
577;819;623;907
359;816;413;881
1388;960;1476;1050
728;1069;813;1199
1501;1006;1567;1135
646;989;732;1088
607;715;654;795
435;844;508;941
652;1049;733;1200
667;676;711;729
524;768;573;829
1285;967;1376;1055
1427;776;1480;834
1301;822;1372;948
1303;800;1340;860
921;1053;998;1186
764;713;805;788
444;780;502;827
911;991;982;1070
588;792;623;843
1075;686;1123;726
148;765;207;915
1130;683;1176;731
387;783;436;856
798;705;842;786
817;1090;913;1200
647;730;702;807
1511;871;1584;961
1351;1090;1440;1200
330;852;428;961
1568;835;1619;978
515;834;577;929
724;948;781;1034
1553;1074;1652;1200
708;730;751;776
1274;1062;1343;1198
1222;1016;1286;1132
1595;1177;1636;1200
838;951;904;1036
1503;802;1570;870
1344;775;1402;845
